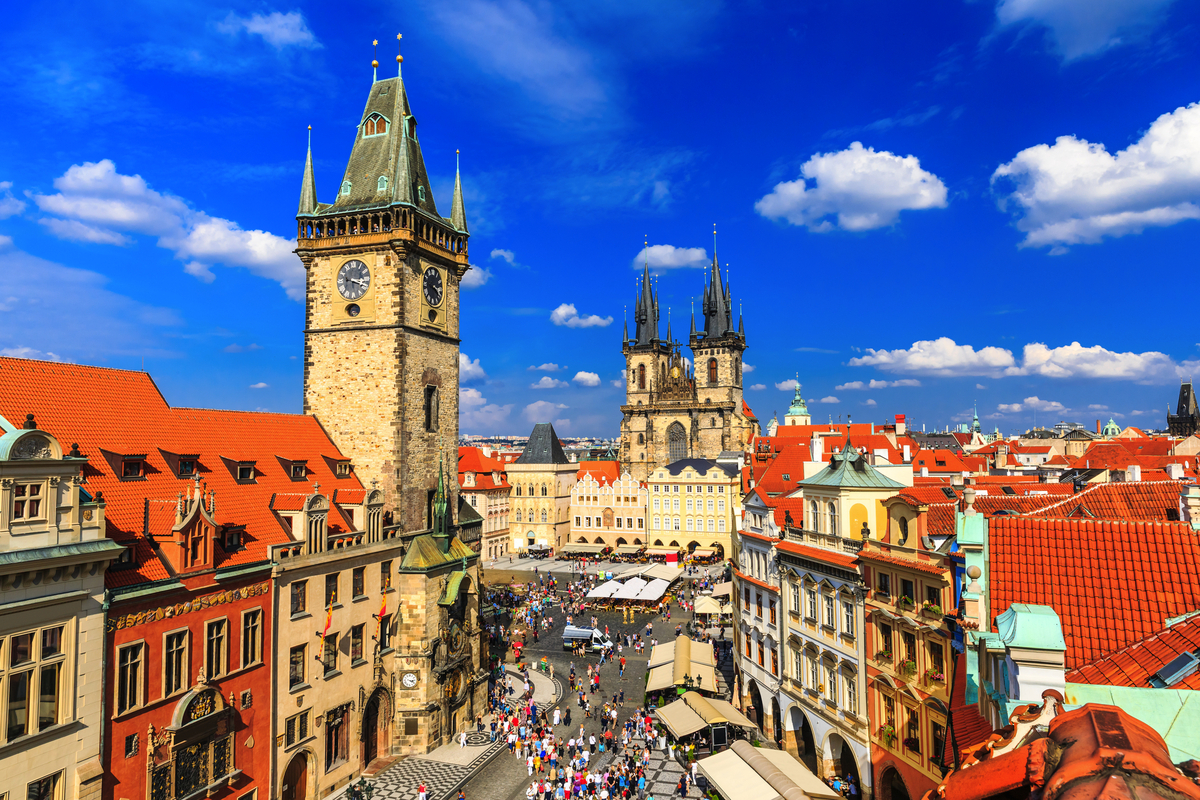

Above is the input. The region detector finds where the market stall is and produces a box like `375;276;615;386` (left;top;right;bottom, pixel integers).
697;740;839;800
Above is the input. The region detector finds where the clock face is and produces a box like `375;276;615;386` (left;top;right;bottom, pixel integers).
401;672;418;688
422;267;443;307
337;260;370;300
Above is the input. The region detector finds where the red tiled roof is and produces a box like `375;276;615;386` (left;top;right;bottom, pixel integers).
734;569;777;593
912;449;970;473
0;358;362;590
272;493;308;511
942;651;994;770
336;488;366;504
988;516;1200;670
926;503;957;537
742;399;757;420
1022;480;1184;521
1066;612;1200;689
896;486;960;505
577;460;621;485
972;494;1070;516
772;497;806;530
774;540;858;569
755;444;810;496
857;548;947;576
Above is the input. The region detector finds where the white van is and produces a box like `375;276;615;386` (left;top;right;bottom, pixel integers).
562;625;613;652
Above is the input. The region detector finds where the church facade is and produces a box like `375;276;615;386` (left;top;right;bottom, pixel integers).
619;257;758;481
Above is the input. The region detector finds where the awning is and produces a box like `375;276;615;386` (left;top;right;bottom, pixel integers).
691;548;716;557
683;692;755;728
732;741;840;800
614;545;644;555
586;579;622;599
655;699;708;737
697;749;781;800
612;577;648;600
647;664;676;692
642;563;684;583
648;642;675;669
694;596;724;615
711;581;732;598
645;547;680;556
635;578;670;601
565;543;606;554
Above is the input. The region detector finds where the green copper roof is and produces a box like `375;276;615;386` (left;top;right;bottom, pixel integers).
1065;683;1200;762
787;381;808;416
797;442;905;489
439;569;468;606
996;603;1066;651
399;533;477;572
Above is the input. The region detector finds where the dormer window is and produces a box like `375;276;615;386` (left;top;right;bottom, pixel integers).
291;464;305;479
178;459;197;478
336;461;352;478
12;483;43;520
236;462;256;482
363;114;389;137
224;527;243;551
340;180;352;197
417;185;426;202
122;458;144;478
377;176;389;192
115;546;135;567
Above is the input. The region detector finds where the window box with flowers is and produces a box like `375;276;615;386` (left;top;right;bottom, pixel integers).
899;659;917;678
896;596;915;611
874;650;893;663
878;725;897;748
921;601;943;617
924;668;945;684
904;736;921;754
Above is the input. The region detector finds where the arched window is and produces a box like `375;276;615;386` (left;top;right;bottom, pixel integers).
363;114;389;137
528;484;535;498
667;422;687;463
377;176;389;192
541;484;548;497
638;364;646;390
540;509;548;523
898;516;909;544
708;358;718;385
828;502;838;533
515;485;522;496
340;180;352;196
515;509;522;523
810;500;820;532
637;433;644;445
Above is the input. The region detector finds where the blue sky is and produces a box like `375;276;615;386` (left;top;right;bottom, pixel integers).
2;0;1199;437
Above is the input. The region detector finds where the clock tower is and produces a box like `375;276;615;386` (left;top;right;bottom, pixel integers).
295;53;470;530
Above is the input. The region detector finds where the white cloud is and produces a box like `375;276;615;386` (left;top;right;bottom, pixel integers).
460;353;488;383
34;160;303;299
818;396;840;404
0;181;26;219
863;399;877;407
461;265;492;289
1087;404;1109;410
993;103;1200;253
835;379;921;390
631;244;708;271
490;248;516;264
0;346;67;362
573;371;601;387
749;383;766;390
528;363;563;372
217;11;320;49
994;0;1177;61
611;369;626;388
976;383;988;390
531;376;568;389
742;364;755;373
996;396;1067;414
460;387;513;432
553;418;572;431
524;400;568;424
249;382;269;389
1130;410;1148;416
775;379;799;391
849;337;1186;382
550;303;612;328
755;142;948;231
0;235;11;249
223;343;262;353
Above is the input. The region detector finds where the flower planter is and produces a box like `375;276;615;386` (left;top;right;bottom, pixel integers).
921;603;943;617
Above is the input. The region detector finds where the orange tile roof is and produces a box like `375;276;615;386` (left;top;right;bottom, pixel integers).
577;460;620;485
912;449;970;473
943;651;994;770
755;444;810;496
857;548;947;576
1066;612;1200;689
734;568;777;592
1021;480;1184;521
774;539;859;570
987;516;1200;670
0;358;363;590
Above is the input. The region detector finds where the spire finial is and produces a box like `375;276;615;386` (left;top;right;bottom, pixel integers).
396;33;403;77
644;234;649;271
372;39;379;82
713;222;717;260
307;124;312;149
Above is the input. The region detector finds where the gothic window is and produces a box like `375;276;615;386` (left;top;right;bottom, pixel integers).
541;484;548;497
363;114;389;136
418;185;426;202
637;433;644;445
423;386;439;432
540;509;548;523
708;358;718;385
340;180;352;196
667;422;687;463
515;485;522;496
377;176;389;192
638;364;646;390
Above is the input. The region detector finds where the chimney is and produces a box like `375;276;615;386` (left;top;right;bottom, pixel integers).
902;444;911;462
920;466;929;478
482;445;492;457
1166;462;1183;480
1095;419;1101;434
895;414;907;436
1181;484;1200;529
951;473;964;487
810;434;821;463
1128;464;1141;482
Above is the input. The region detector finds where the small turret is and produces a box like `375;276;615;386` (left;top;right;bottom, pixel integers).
298;126;318;216
451;149;468;233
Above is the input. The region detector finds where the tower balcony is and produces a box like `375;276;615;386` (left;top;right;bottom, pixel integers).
296;207;468;265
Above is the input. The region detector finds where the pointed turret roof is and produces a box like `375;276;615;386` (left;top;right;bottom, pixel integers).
515;423;570;465
701;253;735;339
632;265;660;347
299;128;318;216
451;150;468;233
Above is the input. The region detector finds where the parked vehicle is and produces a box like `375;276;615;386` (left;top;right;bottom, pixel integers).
562;625;613;652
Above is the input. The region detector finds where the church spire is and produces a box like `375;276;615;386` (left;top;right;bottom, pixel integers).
451;149;468;233
298;125;318;216
632;238;660;347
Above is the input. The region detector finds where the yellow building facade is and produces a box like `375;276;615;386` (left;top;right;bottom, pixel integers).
646;458;740;559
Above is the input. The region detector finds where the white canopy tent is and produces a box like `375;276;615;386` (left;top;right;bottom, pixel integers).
612;577;648;600
635;578;670;602
586;579;622;599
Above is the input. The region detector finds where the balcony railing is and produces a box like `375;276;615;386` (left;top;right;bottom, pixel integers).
782;527;866;554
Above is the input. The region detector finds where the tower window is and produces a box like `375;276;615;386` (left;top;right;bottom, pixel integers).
377;176;389;192
668;422;687;463
340;180;352;197
637;433;644;445
637;364;646;390
708;358;718;385
418;185;426;202
424;386;439;432
363;114;389;137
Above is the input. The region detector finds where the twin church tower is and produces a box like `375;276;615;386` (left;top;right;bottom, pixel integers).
620;254;757;481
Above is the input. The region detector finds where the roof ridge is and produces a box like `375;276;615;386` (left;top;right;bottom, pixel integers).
0;356;148;375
